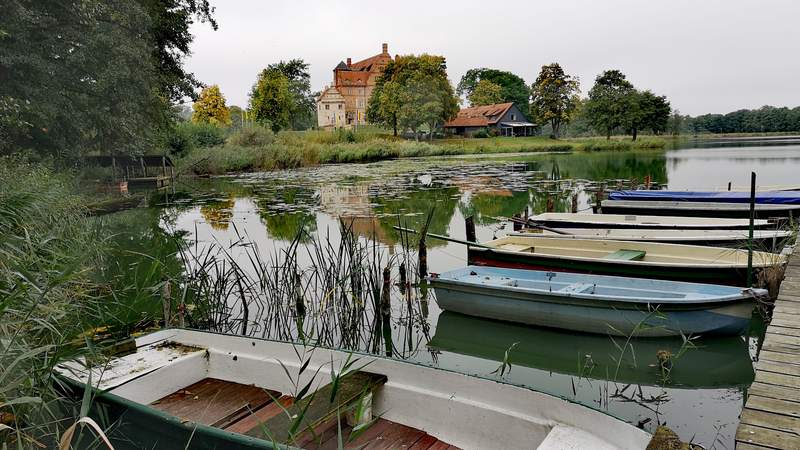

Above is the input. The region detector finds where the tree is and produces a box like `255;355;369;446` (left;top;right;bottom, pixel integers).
367;54;459;140
457;68;529;111
249;69;293;132
584;70;635;139
468;80;504;106
228;105;245;128
192;85;231;126
265;59;316;130
530;63;580;138
638;91;671;136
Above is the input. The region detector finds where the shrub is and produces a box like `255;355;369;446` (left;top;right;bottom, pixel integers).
166;122;227;156
228;125;275;147
473;128;490;138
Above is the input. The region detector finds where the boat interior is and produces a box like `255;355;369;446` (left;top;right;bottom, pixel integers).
58;329;648;450
485;236;784;266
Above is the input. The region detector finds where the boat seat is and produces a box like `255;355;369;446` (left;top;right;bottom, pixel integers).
559;282;595;294
603;249;646;261
499;243;534;253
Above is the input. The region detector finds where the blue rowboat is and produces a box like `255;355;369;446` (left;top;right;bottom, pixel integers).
429;266;766;337
609;190;800;205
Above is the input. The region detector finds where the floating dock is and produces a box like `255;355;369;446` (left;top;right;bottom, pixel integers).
736;240;800;449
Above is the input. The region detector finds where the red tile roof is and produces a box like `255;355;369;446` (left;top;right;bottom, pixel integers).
444;102;514;128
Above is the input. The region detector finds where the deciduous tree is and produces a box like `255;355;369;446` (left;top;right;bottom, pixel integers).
249;69;293;132
468;80;504;106
584;70;635;139
192;85;231;126
457;68;529;111
530;63;580;138
266;59;316;130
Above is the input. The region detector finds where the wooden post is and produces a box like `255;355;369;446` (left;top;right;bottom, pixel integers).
381;266;391;317
465;216;476;243
512;213;523;231
728;181;732;191
546;195;554;213
747;172;756;288
595;187;605;213
399;262;407;287
571;194;578;213
644;175;651;189
294;271;306;318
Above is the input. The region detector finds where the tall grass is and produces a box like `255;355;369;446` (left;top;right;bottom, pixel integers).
0;158;116;447
176;128;672;176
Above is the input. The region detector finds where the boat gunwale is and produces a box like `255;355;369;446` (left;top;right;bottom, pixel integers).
600;199;800;211
477;236;784;269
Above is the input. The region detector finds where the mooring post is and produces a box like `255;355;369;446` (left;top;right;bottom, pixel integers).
728;181;732;191
418;237;428;279
546;194;554;212
595;187;604;213
399;261;407;287
644;175;652;189
465;216;476;243
381;266;391;317
512;213;523;231
571;194;578;213
747;172;756;287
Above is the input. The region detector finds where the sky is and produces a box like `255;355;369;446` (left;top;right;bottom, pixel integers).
185;0;800;116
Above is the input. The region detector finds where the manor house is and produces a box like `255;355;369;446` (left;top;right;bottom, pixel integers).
317;43;393;129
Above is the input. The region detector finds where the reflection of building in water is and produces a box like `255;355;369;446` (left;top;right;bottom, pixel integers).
455;176;513;198
318;184;396;246
200;197;235;230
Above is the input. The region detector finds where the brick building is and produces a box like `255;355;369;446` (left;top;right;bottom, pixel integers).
317;43;393;129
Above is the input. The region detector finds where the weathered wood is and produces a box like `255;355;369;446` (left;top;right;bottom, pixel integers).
151;378;277;426
759;350;800;366
737;422;800;448
224;395;293;434
464;216;476;243
749;381;800;404
757;360;800;377
755;368;800;389
740;408;800;436
746;395;800;418
735;441;775;450
244;371;387;443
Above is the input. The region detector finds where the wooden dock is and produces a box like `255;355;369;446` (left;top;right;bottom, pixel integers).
736;243;800;449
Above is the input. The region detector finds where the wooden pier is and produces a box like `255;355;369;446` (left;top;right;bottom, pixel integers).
736;242;800;449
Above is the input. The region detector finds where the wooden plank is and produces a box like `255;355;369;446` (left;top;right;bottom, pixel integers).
746;395;800;418
758;360;800;377
755;370;800;389
761;334;800;355
749;382;800;404
768;316;800;329
224;395;294;434
741;408;800;436
602;249;646;261
341;419;395;449
736;423;800;449
759;350;800;366
150;378;276;426
244;371;387;443
735;444;777;450
362;421;425;450
764;325;800;338
408;434;439;450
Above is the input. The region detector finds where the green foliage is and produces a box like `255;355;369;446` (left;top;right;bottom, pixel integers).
457;68;530;111
229;105;245;129
368;54;459;140
266;59;317;130
227;125;275;147
468;80;505;106
250;68;294;132
585;70;635;139
166;122;226;155
473;128;490;138
192;85;231;125
530;63;581;138
686;105;800;134
624;90;671;140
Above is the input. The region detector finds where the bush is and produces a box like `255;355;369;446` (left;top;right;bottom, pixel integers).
166;121;227;156
473;128;490;138
228;125;275;147
166;122;195;156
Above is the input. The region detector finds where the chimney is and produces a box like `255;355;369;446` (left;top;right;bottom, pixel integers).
382;43;388;53
347;58;352;67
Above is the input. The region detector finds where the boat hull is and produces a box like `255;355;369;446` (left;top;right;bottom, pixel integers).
599;201;800;219
529;213;772;230
431;277;755;337
468;247;758;286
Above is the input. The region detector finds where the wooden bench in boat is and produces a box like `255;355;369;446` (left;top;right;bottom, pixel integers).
602;249;646;261
150;373;459;449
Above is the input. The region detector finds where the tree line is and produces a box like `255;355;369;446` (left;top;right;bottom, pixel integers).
672;106;800;135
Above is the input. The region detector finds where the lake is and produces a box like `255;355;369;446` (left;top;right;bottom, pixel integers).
111;140;800;448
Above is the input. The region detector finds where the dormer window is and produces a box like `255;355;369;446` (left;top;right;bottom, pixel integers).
511;114;516;121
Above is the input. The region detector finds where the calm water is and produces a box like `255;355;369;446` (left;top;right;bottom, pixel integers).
113;141;800;449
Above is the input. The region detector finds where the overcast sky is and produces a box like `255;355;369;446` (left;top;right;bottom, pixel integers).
185;0;800;116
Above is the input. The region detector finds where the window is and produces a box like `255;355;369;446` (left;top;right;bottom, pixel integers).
338;104;342;110
511;114;516;121
325;104;330;110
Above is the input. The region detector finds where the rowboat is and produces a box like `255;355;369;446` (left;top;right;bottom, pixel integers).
513;228;793;252
609;190;800;204
429;266;766;336
56;329;651;449
525;212;773;230
598;200;800;219
467;235;785;286
429;312;755;388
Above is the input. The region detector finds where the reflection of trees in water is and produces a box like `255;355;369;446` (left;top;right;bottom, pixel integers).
200;196;235;230
459;190;530;225
93;207;188;325
526;152;667;183
372;186;460;248
255;187;318;242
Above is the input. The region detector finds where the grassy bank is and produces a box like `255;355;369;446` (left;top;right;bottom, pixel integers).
176;126;674;175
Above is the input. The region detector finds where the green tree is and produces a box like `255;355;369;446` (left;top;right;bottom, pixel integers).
468;80;504;106
192;85;231;126
530;63;581;138
457;68;529;111
266;59;316;130
249;69;293;132
229;105;245;128
637;90;671;137
368;54;459;140
584;70;635;139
